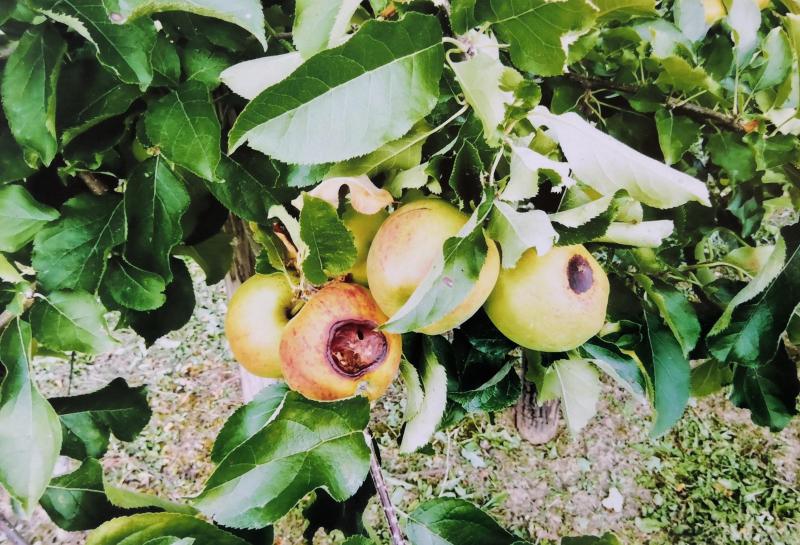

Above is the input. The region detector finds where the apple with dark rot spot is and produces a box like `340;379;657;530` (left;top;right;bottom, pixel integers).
484;245;609;352
280;282;402;401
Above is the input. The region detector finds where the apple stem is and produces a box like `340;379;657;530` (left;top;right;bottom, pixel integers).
364;429;407;545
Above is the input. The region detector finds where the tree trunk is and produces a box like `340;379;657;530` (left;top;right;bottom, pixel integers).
224;216;277;403
515;358;561;445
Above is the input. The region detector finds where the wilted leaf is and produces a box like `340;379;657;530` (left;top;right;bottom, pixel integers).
529;107;710;208
220;53;304;100
292;0;361;57
293;175;393;215
487;201;557;269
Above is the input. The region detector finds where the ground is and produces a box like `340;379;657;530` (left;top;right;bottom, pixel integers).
1;268;798;545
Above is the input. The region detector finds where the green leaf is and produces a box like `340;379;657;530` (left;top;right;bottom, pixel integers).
327;121;433;178
102;258;167;312
174;231;233;286
654;56;720;94
229;13;443;164
451;0;478;34
728;0;760;64
636;276;700;357
124;258;195;346
730;346;799;431
49;377;151;459
540;359;601;434
641;309;690;438
406;498;518;545
40;458;122;531
502;145;573;202
104;485;195;515
0;184;59;252
595;221;674;248
487;201;557;269
1;24;66;167
34;0;156;88
58;59;141;144
690;359;733;398
30;290;117;354
33;194;126;292
293;0;361;57
299;194;357;285
124;157;190;283
210;382;290;464
0;255;23;284
709;227;800;367
181;47;229;88
561;533;622;545
86;513;250;545
551;195;619;246
708;132;756;183
530;108;710;208
400;337;448;453
474;0;596;76
654;110;700;165
593;0;655;20
710;240;785;339
204;155;280;223
195;392;371;529
583;340;648;400
383;198;493;333
0;113;36;183
117;0;267;49
151;33;181;87
450;47;513;146
145;83;221;181
751;28;793;92
0;319;62;515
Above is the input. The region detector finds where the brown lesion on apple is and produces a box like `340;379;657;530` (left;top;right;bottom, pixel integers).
567;254;594;294
327;320;388;378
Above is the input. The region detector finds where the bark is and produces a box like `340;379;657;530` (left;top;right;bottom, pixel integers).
223;215;277;403
364;429;406;545
515;359;561;445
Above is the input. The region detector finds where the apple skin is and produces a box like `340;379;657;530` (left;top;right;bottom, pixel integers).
225;274;293;378
484;245;609;352
366;198;500;335
343;206;388;286
280;282;402;401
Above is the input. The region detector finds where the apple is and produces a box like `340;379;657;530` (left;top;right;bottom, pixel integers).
703;0;726;23
225;273;293;378
366;198;500;335
342;205;388;286
280;282;402;401
484;245;609;352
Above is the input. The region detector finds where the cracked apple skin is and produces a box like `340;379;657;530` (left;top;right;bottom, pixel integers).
225;274;293;378
342;206;388;286
484;245;609;352
366;198;500;335
280;282;402;401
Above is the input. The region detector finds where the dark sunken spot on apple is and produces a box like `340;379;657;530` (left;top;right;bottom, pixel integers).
567;255;593;294
327;320;387;378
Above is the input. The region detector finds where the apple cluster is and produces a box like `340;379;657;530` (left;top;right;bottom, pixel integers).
226;198;609;401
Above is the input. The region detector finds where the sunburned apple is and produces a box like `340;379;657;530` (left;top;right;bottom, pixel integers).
280;282;402;401
225;274;293;378
343;205;388;286
484;245;609;352
366;198;500;334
